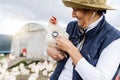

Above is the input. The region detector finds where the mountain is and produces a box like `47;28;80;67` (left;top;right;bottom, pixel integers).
0;34;12;51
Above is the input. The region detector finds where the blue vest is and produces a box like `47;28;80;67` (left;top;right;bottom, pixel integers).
50;16;120;80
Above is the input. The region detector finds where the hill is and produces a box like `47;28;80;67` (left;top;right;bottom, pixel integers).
0;34;12;51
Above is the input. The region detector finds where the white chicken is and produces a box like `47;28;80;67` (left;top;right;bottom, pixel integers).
46;16;69;61
19;63;30;75
46;16;69;47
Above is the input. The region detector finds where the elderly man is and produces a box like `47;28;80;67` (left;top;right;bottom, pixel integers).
47;0;120;80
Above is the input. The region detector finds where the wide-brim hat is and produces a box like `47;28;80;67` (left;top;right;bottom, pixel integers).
62;0;115;10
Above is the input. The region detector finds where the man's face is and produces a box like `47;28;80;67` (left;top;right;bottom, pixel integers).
72;8;93;28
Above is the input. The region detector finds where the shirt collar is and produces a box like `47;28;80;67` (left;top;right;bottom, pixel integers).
86;15;103;32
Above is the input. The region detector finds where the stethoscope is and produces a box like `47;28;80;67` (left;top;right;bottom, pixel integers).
52;31;59;38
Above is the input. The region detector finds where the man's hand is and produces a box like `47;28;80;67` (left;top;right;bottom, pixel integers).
47;46;65;61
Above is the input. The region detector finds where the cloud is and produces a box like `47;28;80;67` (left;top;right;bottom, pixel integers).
0;0;120;35
0;4;38;35
0;4;38;20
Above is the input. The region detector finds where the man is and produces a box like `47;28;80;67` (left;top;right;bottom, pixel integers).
47;0;120;80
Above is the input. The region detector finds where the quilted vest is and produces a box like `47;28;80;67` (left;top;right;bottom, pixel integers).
50;16;120;80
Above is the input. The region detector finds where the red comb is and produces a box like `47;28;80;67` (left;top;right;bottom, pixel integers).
52;16;56;21
50;16;57;24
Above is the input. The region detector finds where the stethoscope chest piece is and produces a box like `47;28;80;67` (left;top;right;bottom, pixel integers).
52;31;58;38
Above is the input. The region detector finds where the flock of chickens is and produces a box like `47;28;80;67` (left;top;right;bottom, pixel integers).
0;54;55;80
0;16;68;80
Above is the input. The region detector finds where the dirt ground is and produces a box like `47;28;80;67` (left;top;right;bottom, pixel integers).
17;73;49;80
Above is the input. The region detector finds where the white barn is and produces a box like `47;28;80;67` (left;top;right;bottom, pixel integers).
10;23;47;60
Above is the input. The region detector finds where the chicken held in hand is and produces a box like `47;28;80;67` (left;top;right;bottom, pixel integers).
46;16;69;58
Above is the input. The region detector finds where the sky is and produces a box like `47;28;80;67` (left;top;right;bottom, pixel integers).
0;0;120;35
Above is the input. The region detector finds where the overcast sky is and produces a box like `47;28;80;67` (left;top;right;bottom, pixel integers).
0;0;120;35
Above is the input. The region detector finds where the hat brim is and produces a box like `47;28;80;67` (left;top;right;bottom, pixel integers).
62;0;115;10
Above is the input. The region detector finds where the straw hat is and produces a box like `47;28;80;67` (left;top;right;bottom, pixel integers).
62;0;115;10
